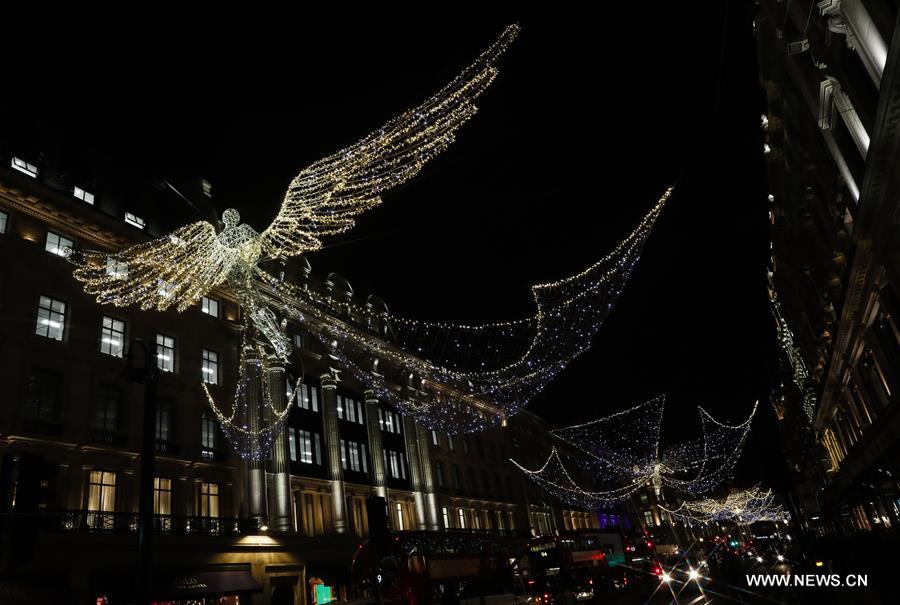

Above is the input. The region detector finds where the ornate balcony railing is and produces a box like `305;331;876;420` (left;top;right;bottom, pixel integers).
25;510;258;536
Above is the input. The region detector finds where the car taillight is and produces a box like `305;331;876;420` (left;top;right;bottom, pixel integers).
653;567;662;576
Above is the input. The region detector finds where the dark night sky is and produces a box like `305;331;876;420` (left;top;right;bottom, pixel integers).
2;5;783;489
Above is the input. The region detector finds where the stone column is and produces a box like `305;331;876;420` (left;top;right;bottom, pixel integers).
416;425;440;530
244;356;268;525
268;363;293;532
364;391;388;499
321;374;347;533
402;416;427;530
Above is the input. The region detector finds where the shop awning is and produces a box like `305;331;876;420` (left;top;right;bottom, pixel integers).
154;570;262;599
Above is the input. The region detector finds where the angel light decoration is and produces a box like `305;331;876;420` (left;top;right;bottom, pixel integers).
67;23;672;457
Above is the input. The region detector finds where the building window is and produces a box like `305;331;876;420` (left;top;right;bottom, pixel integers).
395;502;405;531
201;179;212;197
87;470;116;529
201;296;219;318
379;409;401;434
0;210;8;234
300;384;319;411
442;507;451;529
337;395;364;424
105;257;128;279
154;477;172;515
341;440;368;473
435;462;444;488
200;482;219;518
35;296;66;341
297;429;321;465
201;411;217;460
431;430;439;446
202;349;218;384
447;434;455;451
45;231;73;257
293;333;305;348
100;316;125;358
94;385;120;432
385;450;406;479
457;508;467;529
25;367;60;420
124;212;146;229
155;399;172;445
10;157;37;178
73;186;95;205
288;429;297;461
156;334;175;372
642;510;654;527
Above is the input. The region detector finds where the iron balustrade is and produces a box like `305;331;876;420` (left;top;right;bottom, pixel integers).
20;510;258;536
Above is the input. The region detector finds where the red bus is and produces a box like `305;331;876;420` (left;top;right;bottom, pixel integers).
352;532;515;605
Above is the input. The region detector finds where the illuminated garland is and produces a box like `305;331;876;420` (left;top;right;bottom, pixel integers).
659;486;790;525
203;332;302;461
512;397;757;508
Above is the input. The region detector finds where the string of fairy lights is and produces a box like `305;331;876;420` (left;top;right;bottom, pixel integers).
511;396;758;508
260;190;670;434
659;486;790;526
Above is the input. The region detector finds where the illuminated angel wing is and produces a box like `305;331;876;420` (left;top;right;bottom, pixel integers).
69;221;240;312
259;24;520;258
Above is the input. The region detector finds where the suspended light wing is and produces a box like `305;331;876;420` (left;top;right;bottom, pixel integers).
259;24;520;258
69;221;238;312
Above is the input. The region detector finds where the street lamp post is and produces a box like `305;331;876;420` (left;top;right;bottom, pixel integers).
126;340;160;605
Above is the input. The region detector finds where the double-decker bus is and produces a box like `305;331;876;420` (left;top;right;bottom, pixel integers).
514;531;618;603
351;531;515;605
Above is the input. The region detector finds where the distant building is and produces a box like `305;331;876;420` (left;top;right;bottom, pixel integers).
756;0;900;535
0;129;608;604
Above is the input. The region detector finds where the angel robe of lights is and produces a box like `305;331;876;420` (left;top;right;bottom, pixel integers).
66;23;669;448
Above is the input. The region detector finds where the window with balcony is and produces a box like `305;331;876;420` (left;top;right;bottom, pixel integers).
35;295;66;341
87;470;116;529
100;316;125;358
200;482;219;518
154;477;172;515
156;334;175;372
45;231;73;257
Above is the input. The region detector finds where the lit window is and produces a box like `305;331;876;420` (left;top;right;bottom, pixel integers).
396;502;405;531
0;210;8;234
380;409;401;434
201;179;212;197
385;450;406;479
105;257;128;279
100;316;125;357
73;186;95;205
35;295;66;341
87;470;116;529
200;482;219;518
45;231;74;256
124;212;146;229
201;296;219;318
442;507;450;529
431;430;439;446
156;334;175;372
288;429;297;461
341;440;368;473
201;411;217;460
299;384;319;412
153;477;172;515
202;349;219;384
297;429;320;464
11;157;38;178
457;508;466;529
